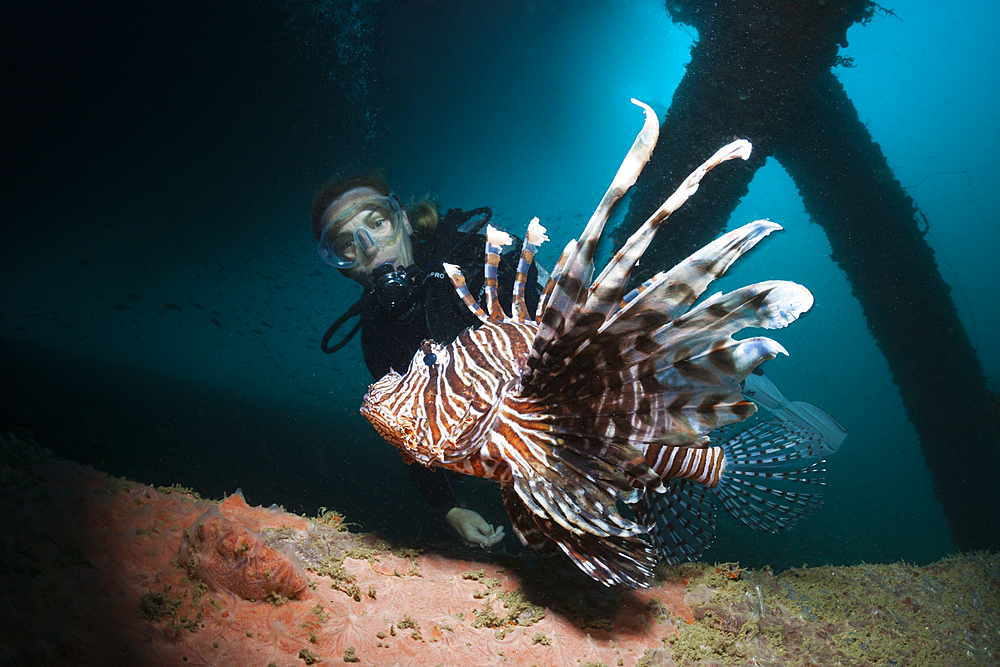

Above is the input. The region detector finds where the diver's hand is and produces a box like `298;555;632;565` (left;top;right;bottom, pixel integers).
445;507;505;548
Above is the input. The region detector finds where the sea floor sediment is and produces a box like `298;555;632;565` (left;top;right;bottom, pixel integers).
1;434;996;667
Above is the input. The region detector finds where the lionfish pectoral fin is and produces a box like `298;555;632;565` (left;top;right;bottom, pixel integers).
500;484;557;552
509;463;642;540
501;484;656;588
633;479;717;565
584;140;754;325
612;220;783;325
522;131;759;399
711;421;827;532
497;404;644;538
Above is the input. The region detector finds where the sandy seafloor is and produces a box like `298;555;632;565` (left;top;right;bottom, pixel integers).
2;434;997;667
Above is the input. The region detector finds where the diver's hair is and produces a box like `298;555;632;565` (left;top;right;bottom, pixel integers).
406;199;439;239
310;173;439;241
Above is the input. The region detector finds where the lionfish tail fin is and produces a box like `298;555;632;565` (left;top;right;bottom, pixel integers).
614;219;782;323
713;421;827;532
634;479;717;565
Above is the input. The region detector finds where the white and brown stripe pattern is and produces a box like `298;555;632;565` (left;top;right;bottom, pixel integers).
642;443;727;489
362;100;821;588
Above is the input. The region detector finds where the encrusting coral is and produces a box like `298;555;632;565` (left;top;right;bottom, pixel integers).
2;434;997;667
178;501;309;601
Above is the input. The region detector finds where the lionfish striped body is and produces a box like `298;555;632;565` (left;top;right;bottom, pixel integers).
363;100;826;587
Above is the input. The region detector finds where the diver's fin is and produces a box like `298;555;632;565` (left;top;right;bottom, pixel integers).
633;479;716;565
712;421;827;533
781;402;847;455
742;372;847;455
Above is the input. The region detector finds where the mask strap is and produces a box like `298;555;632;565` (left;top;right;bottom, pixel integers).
321;289;374;353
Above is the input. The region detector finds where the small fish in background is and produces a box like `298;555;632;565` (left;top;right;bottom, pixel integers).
362;101;828;588
163;303;182;310
76;260;91;266
192;303;205;310
123;294;142;300
113;304;133;311
210;317;223;327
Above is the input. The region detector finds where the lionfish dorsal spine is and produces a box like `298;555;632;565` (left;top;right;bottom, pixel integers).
601;219;783;333
511;217;549;323
484;225;513;321
617;272;664;311
585;139;753;326
527;100;659;372
442;262;487;322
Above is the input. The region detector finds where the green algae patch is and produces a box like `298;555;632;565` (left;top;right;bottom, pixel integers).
531;632;551;645
140;589;184;623
462;569;502;593
668;552;1000;667
669;621;753;665
99;474;136;497
313;507;348;531
298;647;322;664
312;556;363;601
140;586;203;634
462;572;545;639
156;483;199;498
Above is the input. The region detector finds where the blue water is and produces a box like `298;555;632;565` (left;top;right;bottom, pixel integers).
2;1;997;571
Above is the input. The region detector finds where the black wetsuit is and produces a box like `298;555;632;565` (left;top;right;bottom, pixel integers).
358;208;540;516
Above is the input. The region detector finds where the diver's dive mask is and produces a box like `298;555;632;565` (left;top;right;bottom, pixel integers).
317;195;406;270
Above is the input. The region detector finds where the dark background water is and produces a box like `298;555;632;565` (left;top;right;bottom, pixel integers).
3;0;997;570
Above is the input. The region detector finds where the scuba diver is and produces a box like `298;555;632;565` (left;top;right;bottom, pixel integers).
309;175;846;557
311;175;539;548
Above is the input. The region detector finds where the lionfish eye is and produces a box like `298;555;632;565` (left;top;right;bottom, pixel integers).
422;352;437;366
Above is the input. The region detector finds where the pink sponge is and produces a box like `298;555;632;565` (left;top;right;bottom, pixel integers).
179;503;308;601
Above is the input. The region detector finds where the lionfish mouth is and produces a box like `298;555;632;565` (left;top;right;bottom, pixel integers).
361;371;405;447
359;400;394;444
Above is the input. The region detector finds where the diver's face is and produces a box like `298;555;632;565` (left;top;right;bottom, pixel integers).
318;187;414;287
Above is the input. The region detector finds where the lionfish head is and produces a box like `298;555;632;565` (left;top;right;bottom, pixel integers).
361;339;470;468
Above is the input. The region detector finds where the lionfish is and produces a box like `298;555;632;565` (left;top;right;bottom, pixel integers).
362;100;827;587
